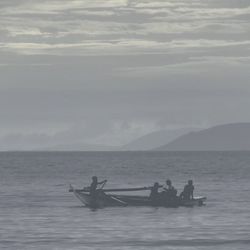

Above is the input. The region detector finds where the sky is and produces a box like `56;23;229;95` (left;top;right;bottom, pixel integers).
0;0;250;149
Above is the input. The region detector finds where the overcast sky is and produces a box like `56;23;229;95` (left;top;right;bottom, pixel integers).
0;0;250;149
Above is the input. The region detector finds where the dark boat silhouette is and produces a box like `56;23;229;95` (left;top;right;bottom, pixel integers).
69;185;206;208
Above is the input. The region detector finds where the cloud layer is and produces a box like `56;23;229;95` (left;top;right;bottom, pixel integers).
1;0;250;55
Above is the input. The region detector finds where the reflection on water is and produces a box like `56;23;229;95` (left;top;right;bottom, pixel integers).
1;151;250;250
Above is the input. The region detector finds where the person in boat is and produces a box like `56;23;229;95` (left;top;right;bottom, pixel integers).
163;179;177;197
89;176;107;199
180;180;194;200
149;182;160;204
161;179;178;206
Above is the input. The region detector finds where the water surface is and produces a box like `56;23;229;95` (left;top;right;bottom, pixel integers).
1;151;250;250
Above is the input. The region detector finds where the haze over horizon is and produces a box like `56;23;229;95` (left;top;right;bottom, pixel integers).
1;0;250;150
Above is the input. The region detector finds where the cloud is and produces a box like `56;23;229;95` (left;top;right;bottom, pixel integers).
150;6;250;21
0;0;128;15
131;0;205;8
116;56;250;79
1;39;249;56
1;0;249;56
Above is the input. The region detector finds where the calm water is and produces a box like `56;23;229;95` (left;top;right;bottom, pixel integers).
1;151;250;250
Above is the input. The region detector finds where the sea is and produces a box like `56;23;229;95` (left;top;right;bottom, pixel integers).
0;151;250;250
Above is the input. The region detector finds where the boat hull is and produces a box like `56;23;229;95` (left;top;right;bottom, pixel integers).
71;188;206;208
72;189;127;208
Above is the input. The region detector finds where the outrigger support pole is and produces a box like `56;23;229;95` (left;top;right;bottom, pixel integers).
69;186;163;192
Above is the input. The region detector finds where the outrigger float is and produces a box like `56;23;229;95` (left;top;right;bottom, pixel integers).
69;185;206;208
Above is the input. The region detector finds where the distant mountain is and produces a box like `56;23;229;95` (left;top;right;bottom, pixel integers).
121;128;196;151
156;123;250;151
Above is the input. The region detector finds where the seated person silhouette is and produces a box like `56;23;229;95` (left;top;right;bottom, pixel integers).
89;176;107;205
149;182;160;205
180;180;194;201
163;179;177;197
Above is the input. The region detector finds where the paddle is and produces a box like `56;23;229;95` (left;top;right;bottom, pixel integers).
108;195;128;206
99;180;107;189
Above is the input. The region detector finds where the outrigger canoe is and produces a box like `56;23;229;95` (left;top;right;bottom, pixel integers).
69;185;206;208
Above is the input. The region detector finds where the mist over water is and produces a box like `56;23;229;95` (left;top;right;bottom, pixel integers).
1;151;250;250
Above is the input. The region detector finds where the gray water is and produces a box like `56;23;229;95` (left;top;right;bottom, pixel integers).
1;151;250;250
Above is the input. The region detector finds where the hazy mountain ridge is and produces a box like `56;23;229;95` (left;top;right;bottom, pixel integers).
2;123;249;151
156;123;250;151
121;128;196;151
